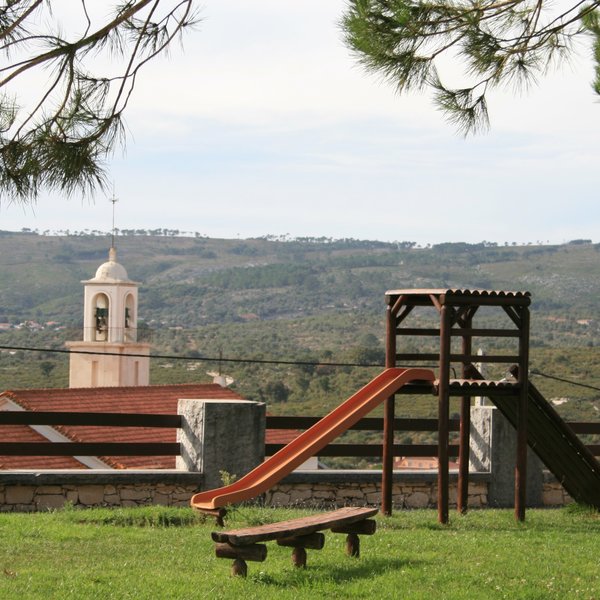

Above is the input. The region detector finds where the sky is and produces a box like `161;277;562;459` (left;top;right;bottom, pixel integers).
2;0;599;245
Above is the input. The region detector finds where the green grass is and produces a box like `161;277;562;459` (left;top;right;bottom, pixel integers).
0;505;599;599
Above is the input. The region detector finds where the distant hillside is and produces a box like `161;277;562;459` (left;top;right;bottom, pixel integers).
1;231;599;455
1;231;600;330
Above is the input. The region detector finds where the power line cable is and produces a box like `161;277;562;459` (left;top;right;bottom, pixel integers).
3;343;600;392
530;369;600;393
0;344;387;369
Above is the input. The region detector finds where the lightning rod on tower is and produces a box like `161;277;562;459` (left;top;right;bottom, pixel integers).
110;187;118;250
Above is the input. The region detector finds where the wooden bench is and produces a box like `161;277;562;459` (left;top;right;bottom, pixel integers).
212;506;378;576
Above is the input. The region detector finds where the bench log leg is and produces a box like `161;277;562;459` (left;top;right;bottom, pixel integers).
232;558;247;577
346;533;360;558
197;507;228;527
292;547;307;568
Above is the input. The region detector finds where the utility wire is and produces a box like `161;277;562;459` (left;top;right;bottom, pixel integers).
2;343;600;393
530;369;600;393
0;344;385;369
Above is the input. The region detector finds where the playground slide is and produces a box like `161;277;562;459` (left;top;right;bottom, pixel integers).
489;379;600;509
190;367;434;511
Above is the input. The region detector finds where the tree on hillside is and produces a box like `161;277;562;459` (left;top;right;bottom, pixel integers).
39;360;55;378
0;1;197;202
342;0;600;134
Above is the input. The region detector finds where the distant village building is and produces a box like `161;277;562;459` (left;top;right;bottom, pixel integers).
395;457;459;471
65;247;151;387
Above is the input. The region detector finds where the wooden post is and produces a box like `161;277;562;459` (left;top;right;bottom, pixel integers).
346;533;360;557
231;558;247;577
382;299;397;516
515;306;530;522
291;547;307;568
331;520;377;535
438;303;452;525
277;533;325;550
215;542;267;562
457;315;472;514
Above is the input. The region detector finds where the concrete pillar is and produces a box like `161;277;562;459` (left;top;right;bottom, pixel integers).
176;399;266;491
469;405;543;507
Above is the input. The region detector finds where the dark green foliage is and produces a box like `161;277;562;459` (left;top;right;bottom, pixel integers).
39;361;56;378
343;0;600;133
262;381;291;403
203;263;321;291
0;1;198;202
583;8;600;94
61;505;204;527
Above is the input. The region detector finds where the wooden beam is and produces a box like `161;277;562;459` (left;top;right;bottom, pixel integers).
0;411;181;427
264;443;460;457
277;533;325;550
215;543;267;562
0;442;180;456
395;304;414;326
457;314;472;515
438;304;452;525
396;353;520;363
331;519;377;535
265;416;461;432
502;305;522;328
395;328;521;338
383;302;397;516
515;306;530;522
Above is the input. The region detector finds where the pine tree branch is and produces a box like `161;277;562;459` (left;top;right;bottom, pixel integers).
0;0;156;88
343;0;600;133
0;0;198;202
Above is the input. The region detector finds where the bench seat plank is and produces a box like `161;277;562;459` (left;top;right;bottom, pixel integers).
212;507;378;546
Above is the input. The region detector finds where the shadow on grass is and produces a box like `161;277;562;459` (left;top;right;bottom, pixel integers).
378;507;600;535
247;556;428;587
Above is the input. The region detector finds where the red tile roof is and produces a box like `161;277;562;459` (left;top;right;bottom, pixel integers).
0;383;243;470
265;429;300;445
0;425;85;469
0;383;241;414
0;384;301;469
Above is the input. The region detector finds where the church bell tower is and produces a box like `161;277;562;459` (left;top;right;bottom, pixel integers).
66;246;151;387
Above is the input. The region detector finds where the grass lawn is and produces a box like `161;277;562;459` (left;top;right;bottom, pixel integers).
0;504;598;599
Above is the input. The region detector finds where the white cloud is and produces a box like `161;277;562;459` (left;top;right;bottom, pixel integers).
2;0;599;246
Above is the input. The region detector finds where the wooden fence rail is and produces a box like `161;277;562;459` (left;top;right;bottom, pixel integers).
0;411;181;457
0;412;598;459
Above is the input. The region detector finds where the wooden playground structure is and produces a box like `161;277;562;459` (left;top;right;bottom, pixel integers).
383;288;531;523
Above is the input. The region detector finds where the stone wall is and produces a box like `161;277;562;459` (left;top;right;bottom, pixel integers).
267;473;576;510
0;470;574;512
0;482;199;512
266;480;489;509
265;471;490;509
0;470;203;512
542;475;574;507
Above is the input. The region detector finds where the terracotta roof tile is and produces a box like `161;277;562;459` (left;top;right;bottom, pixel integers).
0;425;85;469
265;429;300;445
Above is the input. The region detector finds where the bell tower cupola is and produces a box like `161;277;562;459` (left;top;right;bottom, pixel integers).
83;247;138;344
